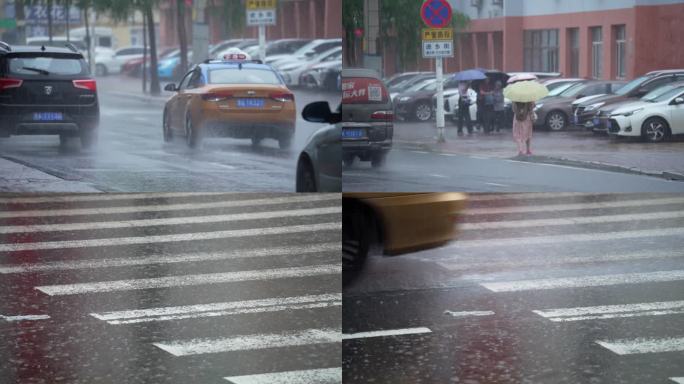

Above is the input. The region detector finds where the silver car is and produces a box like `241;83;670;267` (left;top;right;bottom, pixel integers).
296;102;341;192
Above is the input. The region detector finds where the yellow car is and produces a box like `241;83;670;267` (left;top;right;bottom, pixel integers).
342;193;467;270
162;56;296;149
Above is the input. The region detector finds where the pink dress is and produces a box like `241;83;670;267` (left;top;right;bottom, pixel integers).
512;103;534;151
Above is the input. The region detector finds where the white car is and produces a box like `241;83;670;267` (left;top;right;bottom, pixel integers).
277;47;342;87
607;83;684;142
266;38;341;68
445;91;478;121
95;46;145;76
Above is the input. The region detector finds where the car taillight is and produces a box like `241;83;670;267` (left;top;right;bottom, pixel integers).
73;79;97;92
0;78;23;91
270;92;294;102
202;91;233;102
371;110;393;121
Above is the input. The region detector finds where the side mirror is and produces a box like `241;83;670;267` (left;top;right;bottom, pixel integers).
164;83;178;92
302;101;334;123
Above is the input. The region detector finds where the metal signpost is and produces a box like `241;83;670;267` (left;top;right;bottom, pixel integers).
420;0;453;143
246;0;277;61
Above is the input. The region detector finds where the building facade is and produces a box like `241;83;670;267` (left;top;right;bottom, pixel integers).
363;0;684;79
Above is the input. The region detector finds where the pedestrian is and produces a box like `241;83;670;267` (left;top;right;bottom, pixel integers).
492;81;505;133
479;77;495;134
455;81;476;135
512;101;536;155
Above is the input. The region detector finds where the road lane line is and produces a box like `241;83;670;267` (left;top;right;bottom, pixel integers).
466;193;596;201
342;327;432;340
459;210;684;230
483;182;509;187
444;310;495;318
0;206;341;234
0;194;339;219
481;270;684;292
90;293;342;324
596;337;684;355
224;367;341;384
462;196;684;216
448;227;684;249
0;192;224;204
0;243;340;274
1;314;50;322
533;301;684;322
36;264;341;296
670;378;684;384
0;222;341;252
153;328;341;356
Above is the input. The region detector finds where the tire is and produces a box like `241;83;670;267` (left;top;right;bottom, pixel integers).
95;64;107;77
79;128;98;149
162;109;172;142
278;136;293;150
185;114;199;148
370;152;386;168
342;202;370;272
296;157;317;192
343;154;355;167
545;110;567;131
641;117;669;143
413;101;432;121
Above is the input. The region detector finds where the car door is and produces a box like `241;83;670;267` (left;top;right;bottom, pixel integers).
669;90;684;135
317;123;342;191
169;71;194;131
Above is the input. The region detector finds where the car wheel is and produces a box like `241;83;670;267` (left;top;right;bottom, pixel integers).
342;202;369;272
162;109;172;142
343;154;355;167
641;117;669;143
370;152;386;168
414;101;432;121
185;114;198;148
278;136;292;150
80;128;98;149
95;64;107;77
296;157;317;192
546;110;567;131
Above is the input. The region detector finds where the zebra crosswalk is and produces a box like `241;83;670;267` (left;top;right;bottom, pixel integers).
0;193;342;383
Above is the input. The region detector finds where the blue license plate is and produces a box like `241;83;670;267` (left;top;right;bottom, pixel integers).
592;118;599;126
342;129;365;139
236;98;264;108
33;112;63;121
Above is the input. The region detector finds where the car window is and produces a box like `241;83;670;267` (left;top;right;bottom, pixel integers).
342;77;389;104
643;85;684;102
615;75;650;95
186;70;203;89
207;68;282;85
548;82;577;96
314;42;339;54
610;82;625;92
8;55;87;76
178;71;194;90
642;76;674;93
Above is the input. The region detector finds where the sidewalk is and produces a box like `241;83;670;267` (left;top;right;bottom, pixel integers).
0;157;100;192
393;121;684;180
96;75;170;106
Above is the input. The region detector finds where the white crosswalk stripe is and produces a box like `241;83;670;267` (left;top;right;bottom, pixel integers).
342;327;432;340
462;196;684;215
596;337;684;355
0;192;223;204
224;368;342;384
670;378;684;384
533;301;684;322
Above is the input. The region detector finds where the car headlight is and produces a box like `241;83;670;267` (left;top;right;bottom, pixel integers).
585;102;605;111
534;103;543;111
614;108;643;117
398;96;411;102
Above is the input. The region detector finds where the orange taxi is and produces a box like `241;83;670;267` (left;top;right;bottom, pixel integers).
162;53;296;149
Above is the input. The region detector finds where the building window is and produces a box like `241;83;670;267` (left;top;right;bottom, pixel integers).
615;25;626;79
591;26;603;79
523;29;559;73
567;28;579;77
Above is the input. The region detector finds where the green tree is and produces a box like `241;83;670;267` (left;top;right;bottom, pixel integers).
176;0;188;75
219;0;245;38
342;0;362;66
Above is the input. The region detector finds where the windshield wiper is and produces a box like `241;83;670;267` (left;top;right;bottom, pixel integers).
22;67;50;75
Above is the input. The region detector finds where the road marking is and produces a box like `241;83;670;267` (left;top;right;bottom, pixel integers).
444;310;495;318
470;156;489;160
462;196;684;216
0;243;340;274
596;337;684;355
1;314;50;322
533;300;684;322
467;193;596;201
483;182;509;187
0;194;339;219
153;328;340;356
437;249;684;272
670;378;684;384
0;206;341;234
224;368;342;384
439;153;459;157
481;270;684;292
0;192;224;204
448;227;684;249
429;174;448;178
0;222;341;252
342;327;432;340
91;293;342;324
36;264;341;296
411;151;430;154
459;210;684;230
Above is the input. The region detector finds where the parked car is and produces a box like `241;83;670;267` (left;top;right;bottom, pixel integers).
389;73;435;101
572;69;684;130
605;81;684;142
540;77;585;92
95;46;145;76
300;61;341;91
121;47;178;77
341;68;393;168
296;101;341;192
0;42;99;149
265;38;312;56
158;51;193;80
342;193;467;272
277;46;341;87
394;77;458;121
266;38;341;68
384;71;432;89
534;80;626;130
209;39;257;57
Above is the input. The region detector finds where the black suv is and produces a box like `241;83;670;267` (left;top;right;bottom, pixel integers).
0;41;99;149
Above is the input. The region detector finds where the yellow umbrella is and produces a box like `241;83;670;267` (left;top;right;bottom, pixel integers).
503;80;549;102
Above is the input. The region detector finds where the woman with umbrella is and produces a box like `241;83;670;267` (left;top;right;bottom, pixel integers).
503;80;548;156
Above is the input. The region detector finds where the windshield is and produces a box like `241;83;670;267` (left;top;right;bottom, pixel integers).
615;75;650;95
548;82;576;96
406;79;435;92
561;83;591;97
642;85;684;102
208;68;282;85
9;55;87;76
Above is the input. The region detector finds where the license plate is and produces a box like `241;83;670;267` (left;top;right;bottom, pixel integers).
236;98;264;108
342;129;365;139
33;112;63;121
592;118;599;126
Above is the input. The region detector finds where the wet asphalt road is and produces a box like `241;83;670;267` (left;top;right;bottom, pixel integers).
0;193;341;383
342;150;684;192
0;86;340;192
343;193;684;384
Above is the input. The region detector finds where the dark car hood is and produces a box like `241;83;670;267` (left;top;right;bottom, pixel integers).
576;93;625;107
538;95;573;106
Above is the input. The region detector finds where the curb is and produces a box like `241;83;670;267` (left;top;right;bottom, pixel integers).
104;91;169;105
